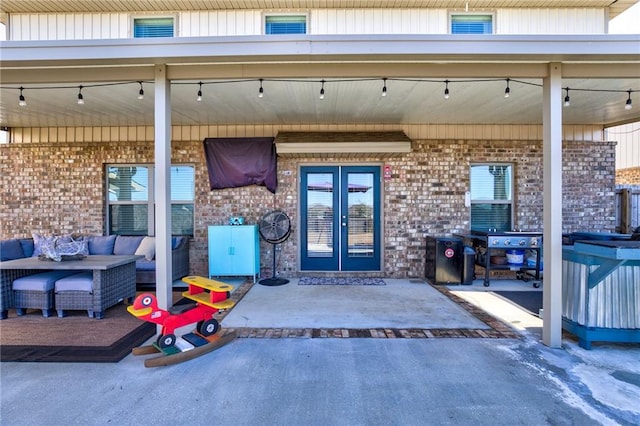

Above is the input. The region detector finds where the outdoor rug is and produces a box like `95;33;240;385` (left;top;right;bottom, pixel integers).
494;291;543;316
298;277;386;286
0;302;155;363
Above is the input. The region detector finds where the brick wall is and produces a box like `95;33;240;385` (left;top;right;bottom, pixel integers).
0;137;616;279
616;167;640;185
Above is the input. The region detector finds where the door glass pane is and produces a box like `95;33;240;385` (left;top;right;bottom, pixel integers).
306;173;334;258
347;173;374;258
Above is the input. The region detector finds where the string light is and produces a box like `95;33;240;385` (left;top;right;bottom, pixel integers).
18;87;26;107
77;85;84;105
196;82;203;102
4;79;637;112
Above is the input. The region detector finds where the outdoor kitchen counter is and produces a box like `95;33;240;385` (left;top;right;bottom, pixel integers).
562;240;640;349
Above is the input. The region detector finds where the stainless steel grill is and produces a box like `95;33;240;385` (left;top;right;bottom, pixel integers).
457;230;543;287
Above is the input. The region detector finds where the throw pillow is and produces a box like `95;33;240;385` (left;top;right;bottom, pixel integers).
19;239;34;257
87;235;117;255
113;235;145;255
0;239;24;261
135;236;156;261
32;232;46;257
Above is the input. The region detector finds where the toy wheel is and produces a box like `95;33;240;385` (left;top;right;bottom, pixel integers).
533;281;541;289
157;333;176;349
198;319;220;337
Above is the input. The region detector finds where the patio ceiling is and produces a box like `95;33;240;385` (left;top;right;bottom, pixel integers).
1;76;640;128
1;35;639;129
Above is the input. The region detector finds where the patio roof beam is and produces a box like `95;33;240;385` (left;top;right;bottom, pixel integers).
0;66;155;85
2;35;639;68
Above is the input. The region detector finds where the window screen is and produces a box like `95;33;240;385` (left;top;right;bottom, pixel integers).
451;14;493;34
265;15;307;34
134;17;174;38
470;164;513;232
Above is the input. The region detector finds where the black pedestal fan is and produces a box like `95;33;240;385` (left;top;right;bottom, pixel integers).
258;210;291;286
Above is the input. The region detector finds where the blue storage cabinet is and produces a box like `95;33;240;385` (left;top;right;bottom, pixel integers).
208;225;260;283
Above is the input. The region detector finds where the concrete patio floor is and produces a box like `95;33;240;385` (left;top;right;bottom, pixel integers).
1;278;638;425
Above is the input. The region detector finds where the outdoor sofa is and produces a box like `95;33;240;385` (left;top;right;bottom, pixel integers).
0;234;190;319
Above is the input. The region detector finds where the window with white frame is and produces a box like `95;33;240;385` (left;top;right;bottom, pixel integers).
451;14;493;34
470;164;513;232
106;164;194;236
265;15;307;34
133;17;175;38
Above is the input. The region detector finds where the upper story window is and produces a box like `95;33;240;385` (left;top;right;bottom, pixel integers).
451;14;493;34
133;17;175;38
265;15;307;34
470;164;513;232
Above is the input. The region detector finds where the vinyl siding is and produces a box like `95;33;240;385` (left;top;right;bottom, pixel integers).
608;122;640;170
8;8;606;40
497;9;606;34
8;124;606;144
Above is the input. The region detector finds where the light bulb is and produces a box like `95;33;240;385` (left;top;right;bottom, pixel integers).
18;88;27;107
77;86;84;105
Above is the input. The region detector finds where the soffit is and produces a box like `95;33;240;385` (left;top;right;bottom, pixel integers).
0;0;637;18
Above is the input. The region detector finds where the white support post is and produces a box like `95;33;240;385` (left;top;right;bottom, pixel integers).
542;63;563;348
154;64;172;311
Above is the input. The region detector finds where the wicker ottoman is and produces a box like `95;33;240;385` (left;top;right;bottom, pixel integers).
12;270;77;317
54;272;95;318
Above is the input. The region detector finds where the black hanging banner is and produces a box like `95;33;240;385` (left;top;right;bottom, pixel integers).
203;137;277;194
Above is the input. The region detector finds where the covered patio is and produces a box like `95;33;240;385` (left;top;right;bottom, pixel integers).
1;33;639;348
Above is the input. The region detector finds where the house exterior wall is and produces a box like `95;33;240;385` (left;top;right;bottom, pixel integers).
607;122;640;172
7;8;606;40
617;167;640;184
0;124;616;279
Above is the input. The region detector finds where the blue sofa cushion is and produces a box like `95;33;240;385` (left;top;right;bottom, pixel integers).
135;259;156;271
13;270;77;292
54;272;93;292
19;239;34;257
1;239;24;261
87;235;117;255
113;236;145;255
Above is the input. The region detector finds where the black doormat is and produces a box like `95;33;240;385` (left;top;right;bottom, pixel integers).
299;277;386;286
494;291;543;316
